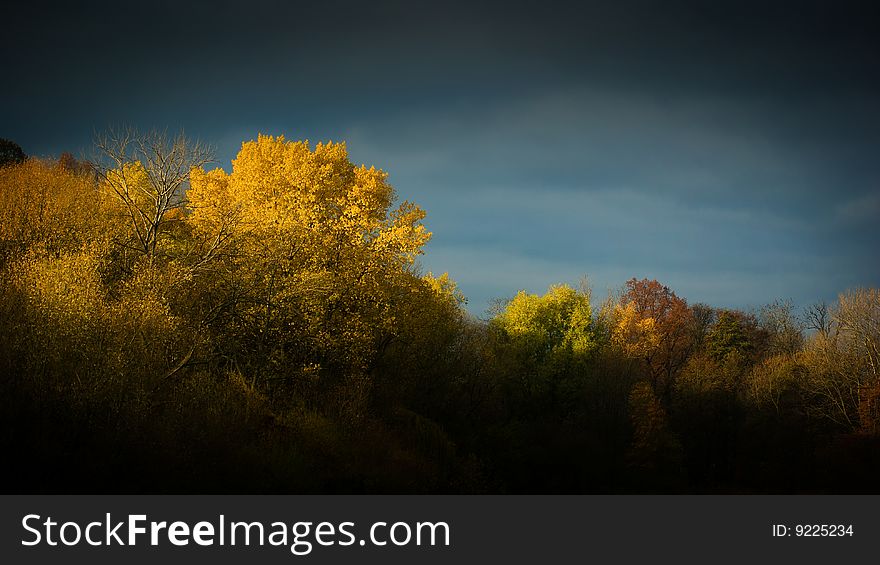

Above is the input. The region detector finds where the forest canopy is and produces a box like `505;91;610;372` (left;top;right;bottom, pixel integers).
0;130;878;493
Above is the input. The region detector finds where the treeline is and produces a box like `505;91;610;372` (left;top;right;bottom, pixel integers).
0;133;877;493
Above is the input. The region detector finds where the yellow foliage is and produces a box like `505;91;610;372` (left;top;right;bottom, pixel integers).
186;135;437;376
188;135;430;265
0;159;119;256
424;272;467;307
187;167;235;235
13;249;105;325
102;162;153;208
612;302;661;358
744;354;802;412
493;284;596;361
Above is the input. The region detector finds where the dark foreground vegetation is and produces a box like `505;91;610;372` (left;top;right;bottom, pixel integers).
1;133;878;493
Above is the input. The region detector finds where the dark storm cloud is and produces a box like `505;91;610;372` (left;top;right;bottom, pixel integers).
2;0;878;314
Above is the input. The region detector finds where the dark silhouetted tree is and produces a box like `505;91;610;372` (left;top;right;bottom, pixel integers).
0;138;26;168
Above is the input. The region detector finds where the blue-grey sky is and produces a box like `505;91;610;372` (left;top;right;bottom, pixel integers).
3;0;879;315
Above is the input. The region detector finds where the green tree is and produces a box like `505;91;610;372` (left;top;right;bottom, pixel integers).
491;283;597;370
705;310;751;362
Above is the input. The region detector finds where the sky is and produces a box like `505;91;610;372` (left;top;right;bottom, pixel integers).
3;0;879;316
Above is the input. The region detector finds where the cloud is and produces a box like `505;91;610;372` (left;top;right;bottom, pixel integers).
334;86;880;316
341;84;860;211
833;191;880;226
3;1;877;321
423;240;837;317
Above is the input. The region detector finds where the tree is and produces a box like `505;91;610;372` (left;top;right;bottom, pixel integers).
58;152;95;177
805;301;832;337
612;301;661;359
758;299;804;357
0;158;120;259
186;134;432;398
835;289;880;433
835;289;880;382
745;354;804;414
491;283;597;367
689;303;717;348
0;138;26;168
615;278;694;400
705;310;752;362
93;127;214;261
799;289;880;433
627;380;682;478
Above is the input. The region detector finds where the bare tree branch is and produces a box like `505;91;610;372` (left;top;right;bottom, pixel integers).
92;126;214;260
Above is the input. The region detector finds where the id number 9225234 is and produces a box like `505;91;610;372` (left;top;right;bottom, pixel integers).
771;524;854;537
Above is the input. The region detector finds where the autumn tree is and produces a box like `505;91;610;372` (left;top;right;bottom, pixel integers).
93;127;213;261
374;271;469;405
835;289;880;382
0;158;120;260
758;299;804;357
745;353;804;415
829;289;880;433
613;278;694;400
186;135;432;410
490;282;599;416
796;290;880;433
491;284;597;371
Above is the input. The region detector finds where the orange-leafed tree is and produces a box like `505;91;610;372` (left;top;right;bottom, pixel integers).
617;278;694;401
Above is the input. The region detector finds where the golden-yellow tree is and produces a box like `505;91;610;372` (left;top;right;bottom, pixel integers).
187;135;433;398
0;159;119;259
